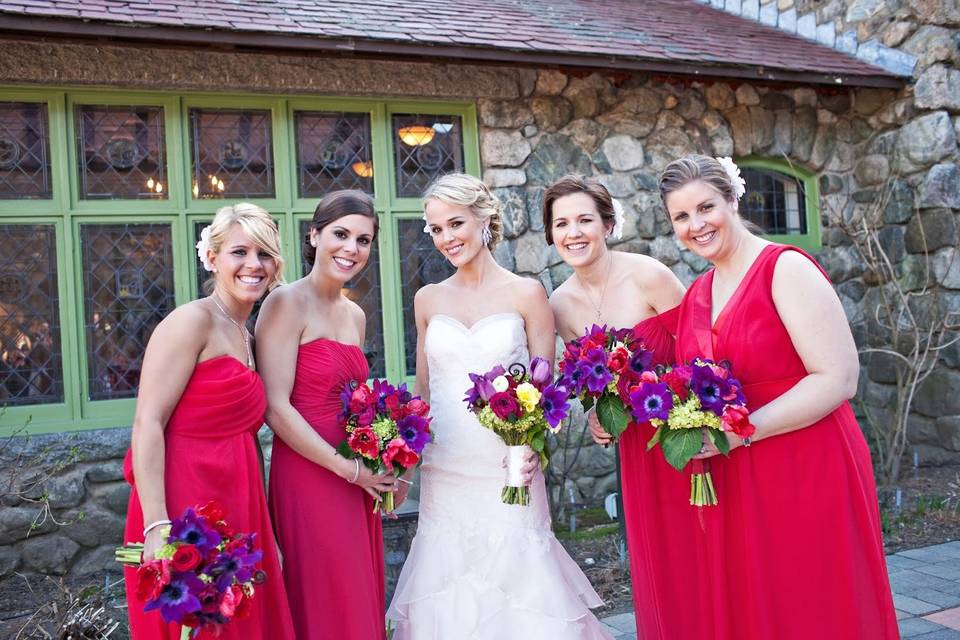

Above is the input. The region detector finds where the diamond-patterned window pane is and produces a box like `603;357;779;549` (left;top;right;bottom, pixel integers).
81;224;174;400
0;102;52;199
397;219;455;375
393;114;464;198
295;112;373;198
0;224;62;405
190;108;274;199
300;220;385;378
76;105;167;200
741;168;807;235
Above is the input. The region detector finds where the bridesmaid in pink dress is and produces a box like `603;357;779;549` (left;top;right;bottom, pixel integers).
256;190;396;640
123;203;294;640
543;175;696;639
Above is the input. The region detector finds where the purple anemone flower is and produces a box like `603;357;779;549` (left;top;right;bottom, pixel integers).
338;381;356;421
629;382;673;422
579;348;613;395
210;536;262;591
372;379;397;413
143;572;204;623
628;348;654;375
168;509;221;555
690;363;729;414
540;384;571;431
398;414;432;454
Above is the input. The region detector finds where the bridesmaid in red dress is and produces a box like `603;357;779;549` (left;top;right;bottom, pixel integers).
123;203;295;640
256;190;396;640
542;175;699;639
660;155;897;639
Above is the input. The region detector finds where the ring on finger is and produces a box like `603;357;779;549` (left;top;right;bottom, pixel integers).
698;444;707;454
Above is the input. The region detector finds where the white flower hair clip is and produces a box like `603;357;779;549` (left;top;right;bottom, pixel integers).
610;199;626;241
196;225;214;272
716;157;746;200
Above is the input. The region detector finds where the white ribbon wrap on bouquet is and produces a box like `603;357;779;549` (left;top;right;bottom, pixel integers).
505;444;533;488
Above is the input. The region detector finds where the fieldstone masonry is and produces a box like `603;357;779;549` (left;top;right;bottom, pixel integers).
0;0;957;589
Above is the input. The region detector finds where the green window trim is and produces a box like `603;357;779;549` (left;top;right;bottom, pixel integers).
0;87;479;436
736;156;821;251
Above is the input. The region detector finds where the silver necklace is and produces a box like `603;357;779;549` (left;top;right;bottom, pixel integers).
210;293;254;369
577;252;613;323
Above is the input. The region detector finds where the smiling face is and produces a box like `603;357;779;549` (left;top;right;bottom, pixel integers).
424;198;488;267
309;213;375;284
664;179;742;263
208;223;278;305
550;192;612;269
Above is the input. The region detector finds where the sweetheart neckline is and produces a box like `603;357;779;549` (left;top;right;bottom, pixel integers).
428;312;524;333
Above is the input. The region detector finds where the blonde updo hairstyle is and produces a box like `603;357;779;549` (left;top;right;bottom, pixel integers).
203;203;285;295
423;173;504;251
658;154;738;206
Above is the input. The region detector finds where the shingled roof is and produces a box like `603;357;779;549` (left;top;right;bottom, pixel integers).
0;0;903;87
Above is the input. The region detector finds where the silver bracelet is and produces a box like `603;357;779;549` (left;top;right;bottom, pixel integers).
397;477;414;486
143;519;171;538
349;458;360;484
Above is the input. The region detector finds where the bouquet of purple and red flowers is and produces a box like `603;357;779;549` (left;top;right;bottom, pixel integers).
630;358;754;506
558;324;656;441
336;379;433;513
116;501;264;638
464;357;571;505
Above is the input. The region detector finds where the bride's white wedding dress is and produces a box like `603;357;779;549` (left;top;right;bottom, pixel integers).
387;312;613;640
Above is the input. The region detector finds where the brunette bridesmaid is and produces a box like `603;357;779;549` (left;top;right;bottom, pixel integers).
256;190;395;640
123;203;295;640
543;175;696;639
663;154;897;639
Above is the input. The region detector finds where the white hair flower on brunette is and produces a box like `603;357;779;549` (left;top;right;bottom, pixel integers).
196;225;214;272
610;199;626;240
715;157;746;201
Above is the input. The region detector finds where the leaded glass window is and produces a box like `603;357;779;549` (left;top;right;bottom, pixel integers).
81;223;174;400
300;220;385;378
397;219;454;374
189;108;274;199
76;105;167;199
295;112;373;197
0;102;51;199
0;224;62;405
393;114;464;198
741;168;807;236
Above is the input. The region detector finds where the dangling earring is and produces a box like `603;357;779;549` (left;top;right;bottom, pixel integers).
482;226;492;246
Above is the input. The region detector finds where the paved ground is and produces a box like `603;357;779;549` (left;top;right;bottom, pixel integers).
600;541;960;639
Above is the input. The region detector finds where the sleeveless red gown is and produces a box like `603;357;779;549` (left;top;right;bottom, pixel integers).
123;355;295;640
619;307;707;639
269;339;386;640
673;244;897;639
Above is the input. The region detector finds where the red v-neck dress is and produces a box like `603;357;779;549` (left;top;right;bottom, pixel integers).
123;355;295;640
672;244;897;639
618;307;710;640
268;339;386;640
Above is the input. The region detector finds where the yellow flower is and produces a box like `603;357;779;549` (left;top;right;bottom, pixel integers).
371;417;396;441
666;396;721;431
516;382;541;413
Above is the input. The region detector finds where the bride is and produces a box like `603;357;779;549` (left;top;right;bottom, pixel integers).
387;174;612;639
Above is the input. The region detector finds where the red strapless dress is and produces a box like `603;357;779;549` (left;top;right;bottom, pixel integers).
123;355;295;640
672;244;897;639
618;307;707;639
269;339;386;640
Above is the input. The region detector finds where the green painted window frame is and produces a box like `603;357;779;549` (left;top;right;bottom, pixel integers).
0;87;479;435
736;156;821;251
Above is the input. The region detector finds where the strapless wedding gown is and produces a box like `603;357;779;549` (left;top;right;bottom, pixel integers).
387;312;613;640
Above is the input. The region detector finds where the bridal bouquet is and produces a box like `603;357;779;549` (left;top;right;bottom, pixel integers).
336;379;433;513
463;357;571;505
630;359;753;506
116;501;264;639
558;324;655;441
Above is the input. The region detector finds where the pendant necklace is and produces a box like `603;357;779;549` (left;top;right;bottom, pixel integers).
578;252;613;323
210;293;254;369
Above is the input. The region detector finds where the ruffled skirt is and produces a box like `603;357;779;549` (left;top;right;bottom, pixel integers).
387;464;612;640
